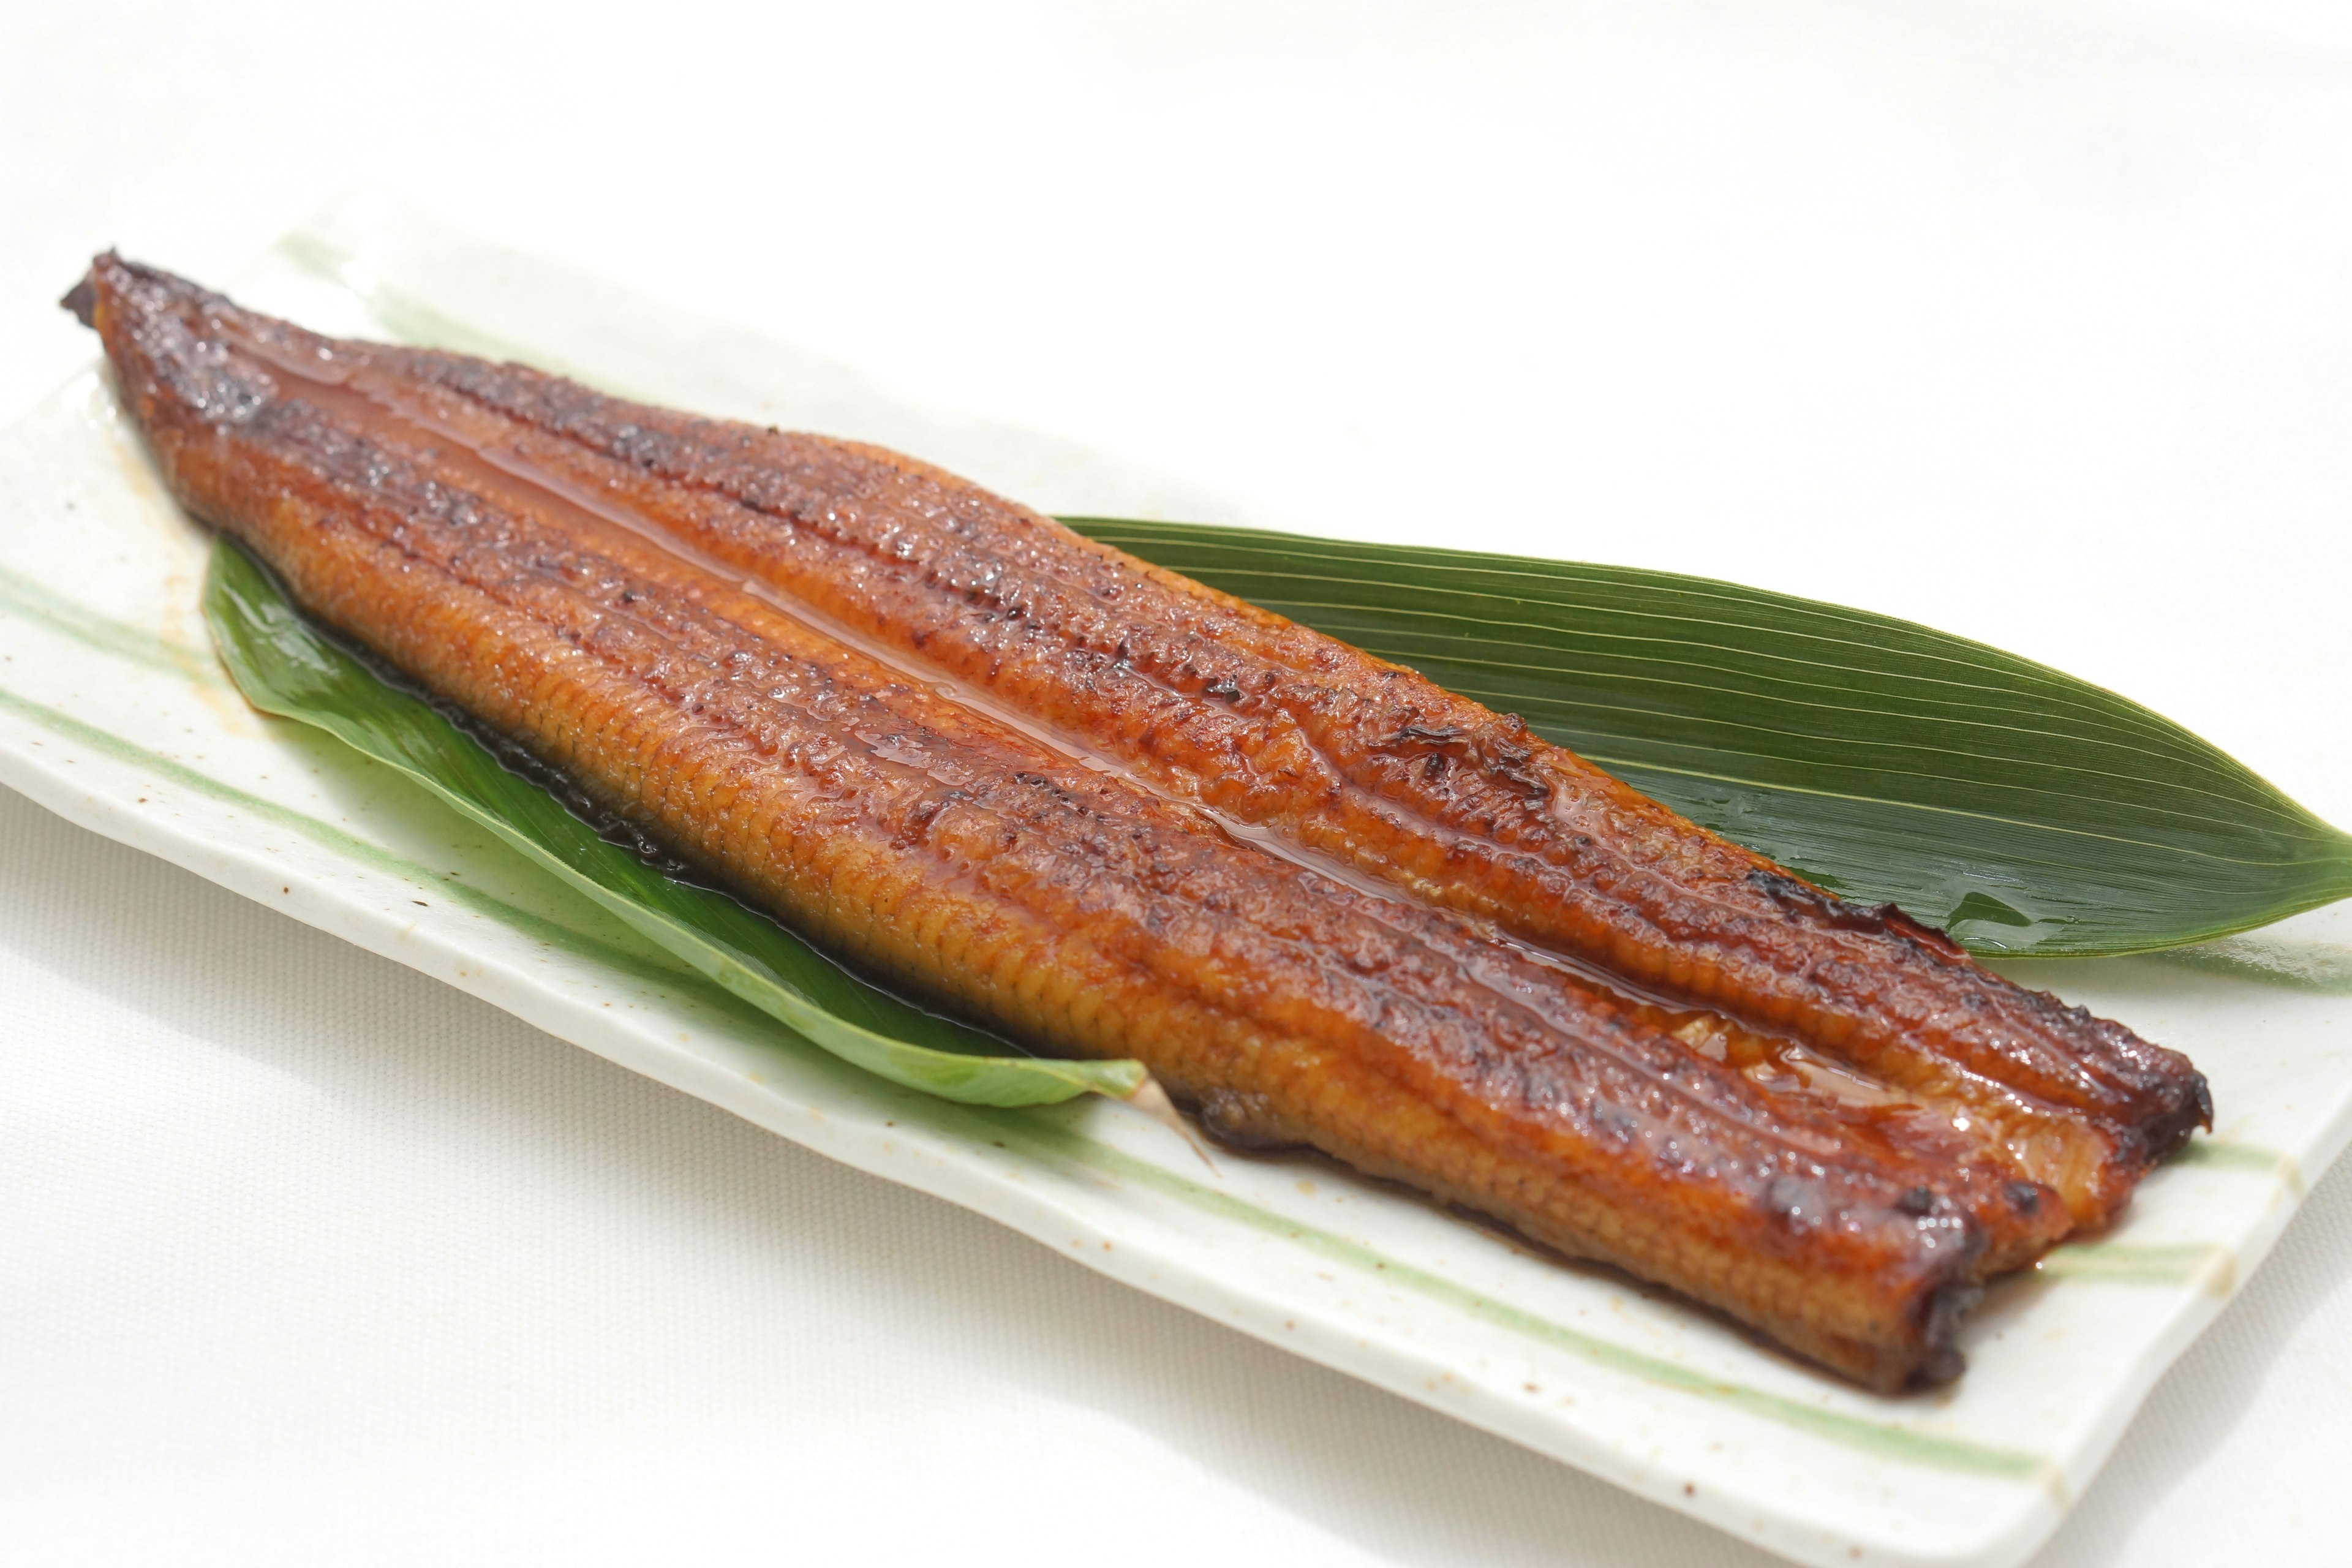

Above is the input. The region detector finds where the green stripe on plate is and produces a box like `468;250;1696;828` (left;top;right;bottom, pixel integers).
2178;1139;2304;1193
1007;1119;2052;1480
0;562;226;685
2037;1243;2234;1292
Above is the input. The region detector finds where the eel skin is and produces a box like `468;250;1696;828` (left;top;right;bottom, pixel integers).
70;254;2209;1390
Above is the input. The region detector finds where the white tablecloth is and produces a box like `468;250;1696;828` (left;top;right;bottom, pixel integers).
6;5;2350;1563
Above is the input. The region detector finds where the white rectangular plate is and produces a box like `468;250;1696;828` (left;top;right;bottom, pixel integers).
4;193;2346;1568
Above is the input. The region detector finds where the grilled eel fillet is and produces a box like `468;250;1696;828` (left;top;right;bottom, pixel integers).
72;254;2207;1390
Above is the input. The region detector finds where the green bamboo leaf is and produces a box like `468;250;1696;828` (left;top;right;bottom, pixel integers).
201;538;1145;1107
1066;519;2352;957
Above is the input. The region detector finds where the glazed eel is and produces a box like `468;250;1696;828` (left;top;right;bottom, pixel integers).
71;254;2207;1390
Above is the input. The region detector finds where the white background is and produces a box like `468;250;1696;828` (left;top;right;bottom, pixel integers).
5;4;2351;1563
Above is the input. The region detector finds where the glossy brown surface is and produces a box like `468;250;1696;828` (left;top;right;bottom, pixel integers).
75;254;2201;1389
